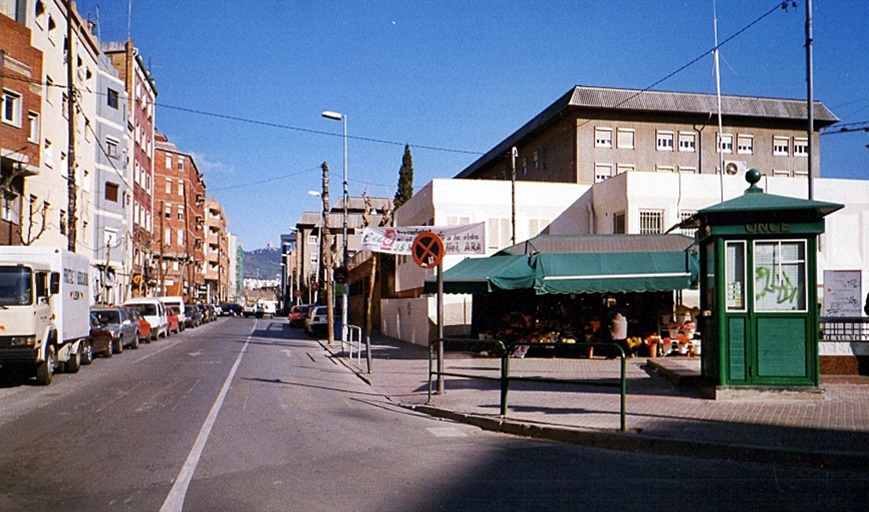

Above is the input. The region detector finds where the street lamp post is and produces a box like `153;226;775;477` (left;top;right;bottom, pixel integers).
322;110;348;345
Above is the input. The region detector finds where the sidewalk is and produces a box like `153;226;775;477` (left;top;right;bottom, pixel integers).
318;333;869;470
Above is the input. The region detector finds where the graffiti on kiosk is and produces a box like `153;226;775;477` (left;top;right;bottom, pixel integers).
755;265;802;308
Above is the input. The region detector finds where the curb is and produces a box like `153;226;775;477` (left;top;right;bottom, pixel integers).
406;404;869;471
319;338;869;471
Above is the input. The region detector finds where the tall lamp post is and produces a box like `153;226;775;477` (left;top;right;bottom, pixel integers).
322;110;348;345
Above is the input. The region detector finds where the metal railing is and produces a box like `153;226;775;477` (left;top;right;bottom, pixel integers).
819;317;869;342
427;338;628;432
343;324;365;364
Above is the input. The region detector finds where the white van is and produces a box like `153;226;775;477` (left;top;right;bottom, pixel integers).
159;296;187;330
124;298;169;340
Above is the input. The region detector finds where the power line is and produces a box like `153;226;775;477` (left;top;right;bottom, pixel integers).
156;103;482;156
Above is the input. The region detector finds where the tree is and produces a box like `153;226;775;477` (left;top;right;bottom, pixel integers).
394;144;414;209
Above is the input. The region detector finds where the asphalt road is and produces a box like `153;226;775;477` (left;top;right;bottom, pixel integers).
1;316;867;511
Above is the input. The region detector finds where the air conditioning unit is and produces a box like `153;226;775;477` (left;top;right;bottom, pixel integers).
724;160;747;176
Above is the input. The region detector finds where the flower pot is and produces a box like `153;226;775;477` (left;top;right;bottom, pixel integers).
647;343;658;358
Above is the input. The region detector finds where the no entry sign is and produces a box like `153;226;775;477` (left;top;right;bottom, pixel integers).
412;232;445;269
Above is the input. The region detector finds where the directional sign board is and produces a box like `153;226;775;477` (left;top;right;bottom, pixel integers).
412;232;445;269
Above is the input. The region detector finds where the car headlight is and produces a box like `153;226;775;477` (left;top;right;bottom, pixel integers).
10;336;37;347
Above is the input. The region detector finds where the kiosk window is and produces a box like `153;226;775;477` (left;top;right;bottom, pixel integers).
725;241;746;311
754;240;806;312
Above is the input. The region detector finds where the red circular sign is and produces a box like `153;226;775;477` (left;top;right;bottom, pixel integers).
412;232;445;269
294;290;302;298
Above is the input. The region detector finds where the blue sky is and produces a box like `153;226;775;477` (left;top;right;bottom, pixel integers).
74;0;869;250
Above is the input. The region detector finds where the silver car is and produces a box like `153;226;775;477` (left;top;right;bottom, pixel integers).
90;306;140;353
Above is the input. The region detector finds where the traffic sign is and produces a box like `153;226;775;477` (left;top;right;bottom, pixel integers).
294;290;302;298
412;232;445;269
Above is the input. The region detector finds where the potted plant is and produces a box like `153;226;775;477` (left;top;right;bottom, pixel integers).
644;334;661;357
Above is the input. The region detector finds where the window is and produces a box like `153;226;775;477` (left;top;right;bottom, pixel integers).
594;127;612;148
107;88;119;109
656;131;674;151
678;166;697;174
59;210;66;235
594;162;612;183
105;182;119;202
773;136;789;156
104;228;118;248
165;155;173;169
528;218;549;238
656;165;676;173
2;89;22;126
487;218;511;250
177;204;185;220
754;240;806;312
678;132;696;152
165;203;172;218
106;137;119;158
27;112;39;142
717;133;733;153
737;134;754;154
616;128;635;149
165;177;172;194
773;169;791;177
178;181;184;197
532;151;539;171
616;163;634;175
165;228;171;245
2;191;21;224
307;235;318;245
725;241;747;311
679;210;697;237
639;210;663;234
178;158;185;171
794;137;808;157
310;253;318;265
177;229;184;246
613;212;626;234
521;158;527;176
447;216;470;225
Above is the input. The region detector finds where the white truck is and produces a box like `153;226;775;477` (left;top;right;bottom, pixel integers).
0;247;91;385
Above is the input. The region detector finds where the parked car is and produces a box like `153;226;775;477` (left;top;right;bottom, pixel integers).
124;298;169;340
220;302;242;316
304;306;339;337
289;304;313;328
86;312;113;361
125;307;152;343
90;306;140;353
166;306;181;334
242;303;257;317
159;296;187;331
184;304;202;328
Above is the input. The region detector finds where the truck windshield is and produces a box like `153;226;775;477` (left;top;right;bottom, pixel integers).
0;268;32;306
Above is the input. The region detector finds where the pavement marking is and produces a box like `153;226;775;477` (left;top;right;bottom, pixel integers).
159;321;255;512
427;426;468;438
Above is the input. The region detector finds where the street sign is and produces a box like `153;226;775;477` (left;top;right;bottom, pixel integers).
334;266;348;284
294;290;302;298
412;232;445;269
310;281;319;292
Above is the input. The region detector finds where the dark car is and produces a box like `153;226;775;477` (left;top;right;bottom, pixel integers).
86;312;114;361
90;306;140;353
289;304;313;328
125;307;152;343
184;304;202;328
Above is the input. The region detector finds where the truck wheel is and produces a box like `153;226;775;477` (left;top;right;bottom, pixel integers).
81;340;94;365
35;346;56;385
65;345;81;373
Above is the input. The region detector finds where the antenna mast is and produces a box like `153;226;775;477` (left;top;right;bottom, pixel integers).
713;0;725;203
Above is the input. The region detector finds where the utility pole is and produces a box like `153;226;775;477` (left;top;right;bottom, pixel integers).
320;162;334;345
511;147;518;245
159;200;164;295
65;0;77;252
806;0;815;199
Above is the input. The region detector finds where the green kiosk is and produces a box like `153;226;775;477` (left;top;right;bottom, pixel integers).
682;170;843;399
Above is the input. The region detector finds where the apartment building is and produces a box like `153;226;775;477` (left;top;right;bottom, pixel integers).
203;197;229;302
0;3;42;245
102;39;157;296
154;133;206;299
92;49;132;304
456;85;838;184
6;0;100;255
